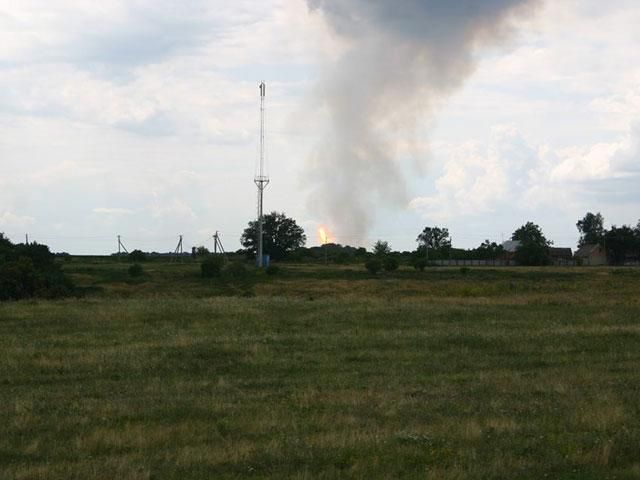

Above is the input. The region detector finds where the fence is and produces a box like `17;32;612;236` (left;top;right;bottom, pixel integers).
430;259;640;267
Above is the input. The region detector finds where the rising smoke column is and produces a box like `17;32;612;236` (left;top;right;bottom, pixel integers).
305;0;539;241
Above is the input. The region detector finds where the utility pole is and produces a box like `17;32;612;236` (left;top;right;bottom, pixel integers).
254;81;269;267
213;231;225;255
25;233;29;245
324;238;328;266
117;235;128;258
173;235;183;261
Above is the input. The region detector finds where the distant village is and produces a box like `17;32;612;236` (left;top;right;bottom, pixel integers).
292;211;640;268
108;211;640;269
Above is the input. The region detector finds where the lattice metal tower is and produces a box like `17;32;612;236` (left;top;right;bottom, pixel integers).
255;81;269;267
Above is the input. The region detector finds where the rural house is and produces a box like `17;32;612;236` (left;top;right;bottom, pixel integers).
574;244;607;266
549;247;573;266
501;240;521;265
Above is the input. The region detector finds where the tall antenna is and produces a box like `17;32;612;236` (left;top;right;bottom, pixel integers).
255;81;269;267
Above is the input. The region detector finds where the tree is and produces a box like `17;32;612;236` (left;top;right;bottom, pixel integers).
512;222;551;266
373;240;391;257
0;233;12;255
129;249;147;262
604;225;637;265
0;235;74;300
474;240;504;260
240;212;306;260
416;226;451;259
417;226;451;250
577;212;605;247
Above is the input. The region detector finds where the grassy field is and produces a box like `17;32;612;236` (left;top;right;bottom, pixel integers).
1;260;640;479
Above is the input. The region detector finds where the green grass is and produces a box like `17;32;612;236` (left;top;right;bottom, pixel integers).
1;261;640;478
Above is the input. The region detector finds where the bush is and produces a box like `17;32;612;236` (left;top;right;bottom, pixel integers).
365;258;382;275
383;257;399;272
129;249;147;262
0;237;74;300
266;265;280;275
460;266;470;275
201;255;225;278
224;261;247;278
413;258;428;272
128;263;144;277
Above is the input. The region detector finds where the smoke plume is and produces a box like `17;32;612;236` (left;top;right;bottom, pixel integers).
305;0;539;241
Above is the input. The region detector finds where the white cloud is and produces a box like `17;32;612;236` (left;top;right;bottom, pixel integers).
0;211;36;229
410;125;536;222
550;142;626;183
0;0;328;141
92;207;134;215
411;120;640;241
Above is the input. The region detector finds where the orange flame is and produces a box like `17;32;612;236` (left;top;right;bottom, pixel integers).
317;225;334;245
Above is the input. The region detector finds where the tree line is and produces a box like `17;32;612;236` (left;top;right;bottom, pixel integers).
237;211;640;267
2;210;638;301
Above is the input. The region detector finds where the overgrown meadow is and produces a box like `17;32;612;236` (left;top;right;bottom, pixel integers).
1;260;640;479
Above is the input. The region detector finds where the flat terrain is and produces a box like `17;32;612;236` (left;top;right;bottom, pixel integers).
1;260;640;479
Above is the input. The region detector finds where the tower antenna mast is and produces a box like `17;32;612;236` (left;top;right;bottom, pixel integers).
255;81;269;267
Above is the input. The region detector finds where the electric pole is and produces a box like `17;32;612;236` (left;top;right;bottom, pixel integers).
173;235;183;261
117;235;128;258
213;231;225;255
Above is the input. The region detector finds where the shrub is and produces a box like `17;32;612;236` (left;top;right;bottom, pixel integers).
0;237;74;300
460;266;470;275
224;261;247;278
413;258;428;272
129;249;147;262
128;263;144;277
383;257;399;272
201;255;225;278
365;258;382;275
266;265;280;275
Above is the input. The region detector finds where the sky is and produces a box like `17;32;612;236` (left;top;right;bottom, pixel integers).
0;0;638;254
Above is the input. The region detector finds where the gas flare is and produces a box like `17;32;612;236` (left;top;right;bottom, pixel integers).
317;225;334;245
